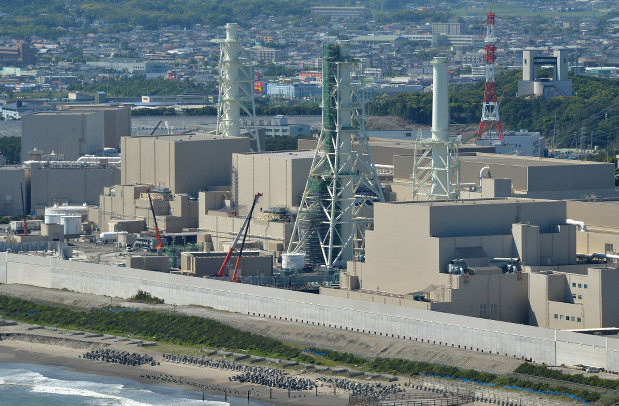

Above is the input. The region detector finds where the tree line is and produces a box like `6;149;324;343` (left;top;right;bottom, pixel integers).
368;70;619;148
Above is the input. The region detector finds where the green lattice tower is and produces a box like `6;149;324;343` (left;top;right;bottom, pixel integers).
287;42;384;270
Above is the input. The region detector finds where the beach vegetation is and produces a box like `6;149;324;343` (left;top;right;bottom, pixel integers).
0;295;608;403
128;290;165;304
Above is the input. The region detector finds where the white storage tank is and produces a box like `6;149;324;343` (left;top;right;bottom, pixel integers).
282;253;305;271
60;215;82;236
99;231;127;243
45;203;89;225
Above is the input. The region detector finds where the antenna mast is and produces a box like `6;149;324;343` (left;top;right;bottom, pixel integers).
476;12;504;141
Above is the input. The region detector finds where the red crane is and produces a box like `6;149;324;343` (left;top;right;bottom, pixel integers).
146;189;164;251
20;182;27;235
217;193;262;282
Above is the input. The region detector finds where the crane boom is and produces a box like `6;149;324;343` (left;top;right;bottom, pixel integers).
217;192;262;279
146;189;164;251
150;120;163;136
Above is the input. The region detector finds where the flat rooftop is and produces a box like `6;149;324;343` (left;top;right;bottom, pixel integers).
461;153;611;167
240;150;315;159
131;134;246;143
387;197;555;207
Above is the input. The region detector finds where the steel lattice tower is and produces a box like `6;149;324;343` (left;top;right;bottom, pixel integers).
287;42;384;270
217;23;261;151
476;12;504;141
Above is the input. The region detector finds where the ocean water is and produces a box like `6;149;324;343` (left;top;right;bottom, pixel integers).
0;362;273;406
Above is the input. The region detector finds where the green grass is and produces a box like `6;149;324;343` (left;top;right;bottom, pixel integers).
128;290;165;305
515;362;618;390
0;295;605;403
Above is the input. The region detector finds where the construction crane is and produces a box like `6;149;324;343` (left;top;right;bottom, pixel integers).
20;182;27;235
217;193;262;282
146;188;164;252
150;120;163;136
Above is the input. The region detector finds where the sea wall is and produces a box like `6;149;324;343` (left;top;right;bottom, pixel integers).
1;252;617;372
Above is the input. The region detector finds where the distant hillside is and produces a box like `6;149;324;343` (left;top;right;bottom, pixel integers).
368;70;619;149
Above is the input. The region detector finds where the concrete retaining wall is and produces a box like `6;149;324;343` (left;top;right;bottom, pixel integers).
1;252;617;372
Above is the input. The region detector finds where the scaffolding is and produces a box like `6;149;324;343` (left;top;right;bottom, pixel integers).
411;133;461;201
287;42;384;270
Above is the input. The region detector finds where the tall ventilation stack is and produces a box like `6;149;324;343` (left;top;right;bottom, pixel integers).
476;12;504;142
412;57;460;201
286;41;384;271
217;23;261;151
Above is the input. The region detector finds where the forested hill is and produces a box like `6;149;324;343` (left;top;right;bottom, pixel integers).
368;70;619;149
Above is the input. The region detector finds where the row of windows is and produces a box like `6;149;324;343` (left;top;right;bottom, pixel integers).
571;282;588;289
572;294;583;300
554;314;582;322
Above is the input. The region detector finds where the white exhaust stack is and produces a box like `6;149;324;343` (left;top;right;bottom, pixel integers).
431;57;449;197
217;23;261;151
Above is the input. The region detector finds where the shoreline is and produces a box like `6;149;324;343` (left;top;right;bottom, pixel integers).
0;327;351;405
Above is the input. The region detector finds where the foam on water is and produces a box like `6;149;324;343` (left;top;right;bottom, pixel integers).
0;363;230;406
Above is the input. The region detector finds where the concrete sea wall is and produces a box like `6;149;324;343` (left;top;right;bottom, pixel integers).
1;252;617;372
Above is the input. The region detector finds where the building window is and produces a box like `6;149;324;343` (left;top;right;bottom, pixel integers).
584;284;588;289
572;282;576;287
554;314;558;319
578;295;582;299
578;283;582;288
577;317;582;322
565;315;569;320
572;294;576;299
480;304;487;317
560;315;564;320
571;316;576;321
490;303;497;316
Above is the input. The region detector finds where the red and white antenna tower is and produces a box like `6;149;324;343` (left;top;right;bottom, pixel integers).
476;12;504;141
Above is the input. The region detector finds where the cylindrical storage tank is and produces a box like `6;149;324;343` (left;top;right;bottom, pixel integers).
45;213;62;224
45;205;89;224
282;253;305;271
99;232;118;242
60;215;82;236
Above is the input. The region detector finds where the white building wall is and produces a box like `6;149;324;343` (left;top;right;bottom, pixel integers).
0;252;617;372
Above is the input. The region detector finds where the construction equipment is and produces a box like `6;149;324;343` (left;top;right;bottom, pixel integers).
217;193;262;281
146;188;164;251
150;120;163;136
20;182;27;235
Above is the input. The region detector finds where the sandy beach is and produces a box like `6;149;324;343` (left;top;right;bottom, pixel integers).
0;323;365;405
0;321;589;406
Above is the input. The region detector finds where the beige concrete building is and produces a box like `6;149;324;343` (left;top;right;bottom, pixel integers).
121;135;250;195
28;161;120;214
329;198;619;328
92;185;198;234
127;255;170;273
196;150;311;263
566;200;619;255
58;105;131;150
529;267;619;329
0;166;27;216
298;137;493;166
22;111;108;161
232;150;313;215
180;251;273;278
391;153;617;201
199;213;293;256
